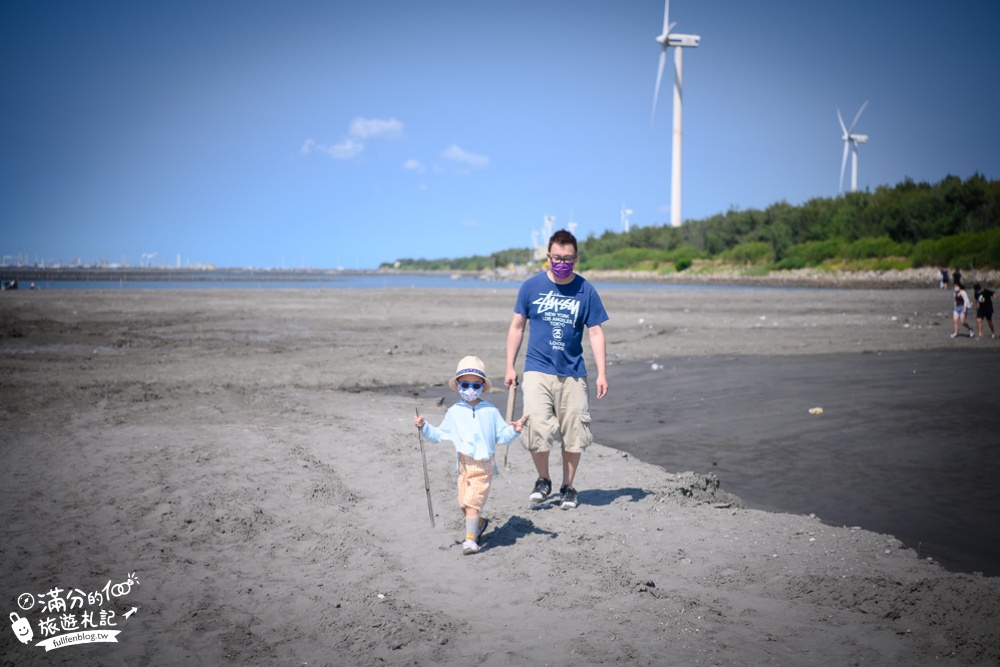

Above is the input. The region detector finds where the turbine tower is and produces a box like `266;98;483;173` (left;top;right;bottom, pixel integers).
620;205;633;233
652;0;700;228
533;215;557;261
838;100;869;193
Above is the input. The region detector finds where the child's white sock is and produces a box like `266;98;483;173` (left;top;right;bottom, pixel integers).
465;517;479;541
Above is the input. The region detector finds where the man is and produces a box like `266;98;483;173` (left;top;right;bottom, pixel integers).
973;283;996;339
505;229;609;510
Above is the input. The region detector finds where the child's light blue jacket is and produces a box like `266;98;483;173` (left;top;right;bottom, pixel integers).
421;400;519;461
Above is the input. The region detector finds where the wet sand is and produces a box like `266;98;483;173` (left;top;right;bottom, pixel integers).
595;351;1000;576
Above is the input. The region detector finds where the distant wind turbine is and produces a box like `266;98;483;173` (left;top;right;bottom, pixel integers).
838;100;869;193
652;0;700;228
620;204;633;233
532;215;556;261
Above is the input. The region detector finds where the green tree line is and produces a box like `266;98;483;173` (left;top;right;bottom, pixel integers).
385;247;535;272
385;174;1000;273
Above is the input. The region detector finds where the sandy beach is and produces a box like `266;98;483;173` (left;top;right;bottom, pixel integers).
2;285;998;666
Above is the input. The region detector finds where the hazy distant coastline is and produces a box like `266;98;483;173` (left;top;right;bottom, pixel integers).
584;266;1000;289
3;265;999;289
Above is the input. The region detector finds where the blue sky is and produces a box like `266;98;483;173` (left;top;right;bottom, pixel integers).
2;0;998;269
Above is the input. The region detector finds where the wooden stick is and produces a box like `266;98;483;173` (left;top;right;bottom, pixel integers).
415;407;435;527
503;377;517;468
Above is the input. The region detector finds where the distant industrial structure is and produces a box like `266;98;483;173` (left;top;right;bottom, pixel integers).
530;214;580;262
1;252;214;271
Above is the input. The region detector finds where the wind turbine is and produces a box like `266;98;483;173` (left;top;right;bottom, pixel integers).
542;215;555;239
620;205;633;233
532;215;557;261
838;100;869;193
652;0;700;228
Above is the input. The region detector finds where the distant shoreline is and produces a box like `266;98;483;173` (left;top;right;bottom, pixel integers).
0;267;375;283
584;266;1000;289
3;265;998;289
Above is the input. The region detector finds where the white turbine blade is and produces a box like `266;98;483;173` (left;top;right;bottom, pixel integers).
837;109;847;136
651;48;667;124
662;0;671;35
840;141;850;193
848;99;869;133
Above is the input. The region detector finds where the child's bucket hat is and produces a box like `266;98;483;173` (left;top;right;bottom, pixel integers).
448;355;493;392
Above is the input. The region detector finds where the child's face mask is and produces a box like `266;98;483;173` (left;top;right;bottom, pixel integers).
458;381;484;402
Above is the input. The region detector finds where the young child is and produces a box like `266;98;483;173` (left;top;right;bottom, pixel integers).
414;355;525;555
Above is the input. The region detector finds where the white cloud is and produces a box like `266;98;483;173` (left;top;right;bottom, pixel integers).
329;138;366;159
300;116;404;161
349;117;404;140
441;144;490;169
403;158;425;173
300;137;364;160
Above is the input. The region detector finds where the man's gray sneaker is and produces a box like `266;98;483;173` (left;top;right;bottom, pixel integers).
529;477;552;502
559;485;579;510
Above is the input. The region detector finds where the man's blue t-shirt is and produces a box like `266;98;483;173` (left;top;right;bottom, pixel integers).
514;271;609;378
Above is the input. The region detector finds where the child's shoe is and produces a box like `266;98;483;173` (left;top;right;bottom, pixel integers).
462;539;480;555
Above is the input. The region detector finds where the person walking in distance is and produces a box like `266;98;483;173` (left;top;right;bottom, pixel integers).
505;229;609;510
951;282;974;338
973;283;996;339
